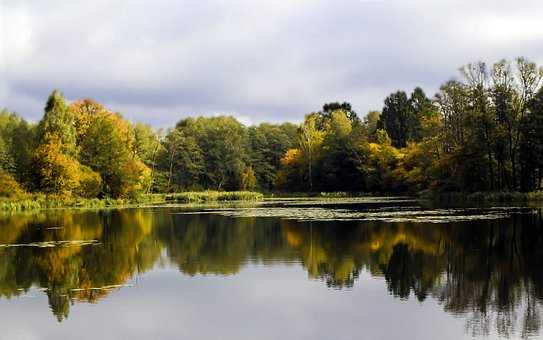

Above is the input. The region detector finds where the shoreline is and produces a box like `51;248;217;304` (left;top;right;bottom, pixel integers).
0;191;264;212
0;190;541;213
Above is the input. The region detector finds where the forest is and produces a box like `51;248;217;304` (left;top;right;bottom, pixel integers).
0;57;542;200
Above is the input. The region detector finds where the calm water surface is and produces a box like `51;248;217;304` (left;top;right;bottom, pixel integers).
0;198;542;340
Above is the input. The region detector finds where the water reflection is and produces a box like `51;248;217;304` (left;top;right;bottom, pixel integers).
0;204;541;338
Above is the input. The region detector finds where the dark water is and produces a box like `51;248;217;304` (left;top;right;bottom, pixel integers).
0;198;542;340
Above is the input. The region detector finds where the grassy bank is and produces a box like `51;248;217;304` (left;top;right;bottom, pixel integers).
428;191;543;204
0;195;137;212
0;191;264;212
2;189;538;212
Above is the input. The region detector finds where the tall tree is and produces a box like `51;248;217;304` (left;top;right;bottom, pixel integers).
37;90;77;156
378;91;416;147
0;110;35;183
321;102;359;125
364;111;381;136
319;110;364;191
32;90;94;195
176;116;249;190
161;128;204;191
79;112;149;197
133;123;161;165
520;87;543;190
298;114;325;191
248;123;297;190
462;62;497;190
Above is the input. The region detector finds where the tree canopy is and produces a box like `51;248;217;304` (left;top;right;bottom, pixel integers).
0;57;542;198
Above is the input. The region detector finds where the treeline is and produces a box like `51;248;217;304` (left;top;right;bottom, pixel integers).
279;58;543;193
1;57;542;198
0;92;298;198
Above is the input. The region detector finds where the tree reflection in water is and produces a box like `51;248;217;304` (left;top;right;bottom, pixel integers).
0;207;541;338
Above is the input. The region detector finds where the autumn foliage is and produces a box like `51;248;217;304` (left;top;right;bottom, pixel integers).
0;57;542;198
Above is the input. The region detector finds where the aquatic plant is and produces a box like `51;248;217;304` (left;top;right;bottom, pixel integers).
0;191;264;212
165;191;264;203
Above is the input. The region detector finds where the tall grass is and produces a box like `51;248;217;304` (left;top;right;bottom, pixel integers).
0;191;263;212
165;191;264;203
0;196;127;212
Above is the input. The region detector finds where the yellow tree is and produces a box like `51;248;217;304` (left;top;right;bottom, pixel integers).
79;109;151;198
240;166;257;190
33;134;81;196
275;148;303;190
361;129;404;191
298;114;325;191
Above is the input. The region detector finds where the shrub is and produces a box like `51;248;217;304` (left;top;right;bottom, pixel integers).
0;170;26;199
117;159;152;198
76;165;102;198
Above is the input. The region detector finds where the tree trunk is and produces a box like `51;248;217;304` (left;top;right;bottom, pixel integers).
167;148;175;192
146;143;160;194
308;149;313;191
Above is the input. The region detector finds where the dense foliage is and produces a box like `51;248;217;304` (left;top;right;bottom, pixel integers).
278;57;543;193
0;57;542;198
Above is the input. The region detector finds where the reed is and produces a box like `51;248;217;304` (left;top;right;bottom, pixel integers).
165;191;264;203
0;191;264;211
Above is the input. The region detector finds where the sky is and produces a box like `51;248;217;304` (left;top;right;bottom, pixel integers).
1;0;543;127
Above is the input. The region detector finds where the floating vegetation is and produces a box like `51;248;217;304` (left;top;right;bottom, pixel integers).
168;197;418;214
70;284;134;292
17;287;47;292
263;196;417;206
0;240;100;248
177;203;532;223
13;287;49;298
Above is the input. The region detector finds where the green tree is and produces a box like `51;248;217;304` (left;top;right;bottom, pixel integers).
133;123;161;165
377;88;433;148
161;128;204;191
248;123;297;190
37;90;77;156
32;90;94;195
321;102;359;125
319;110;364;191
133;123;162;192
176;116;249;190
0;110;35;182
520;86;543;190
378;91;416;147
364;110;380;136
79;112;149;197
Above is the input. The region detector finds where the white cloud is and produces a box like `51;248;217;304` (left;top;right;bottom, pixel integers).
1;0;543;126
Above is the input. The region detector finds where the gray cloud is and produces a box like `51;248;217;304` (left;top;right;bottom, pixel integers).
1;0;543;127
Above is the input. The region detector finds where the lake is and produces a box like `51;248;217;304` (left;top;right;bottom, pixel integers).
0;197;541;340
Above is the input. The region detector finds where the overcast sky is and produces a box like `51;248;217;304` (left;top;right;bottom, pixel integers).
1;0;543;127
